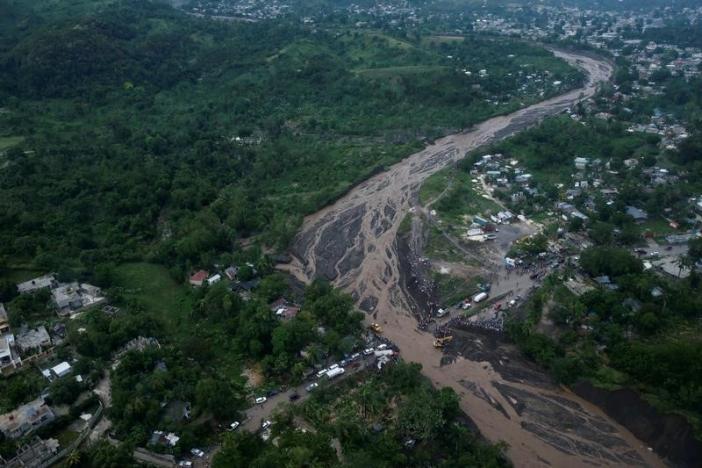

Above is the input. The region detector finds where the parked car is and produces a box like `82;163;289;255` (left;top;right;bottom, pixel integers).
267;388;280;397
261;420;272;430
230;421;240;431
289;392;300;401
190;448;205;458
350;353;361;361
363;348;374;356
255;396;267;404
178;462;193;467
305;382;319;392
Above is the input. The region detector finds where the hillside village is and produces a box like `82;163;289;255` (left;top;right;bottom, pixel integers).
0;261;404;467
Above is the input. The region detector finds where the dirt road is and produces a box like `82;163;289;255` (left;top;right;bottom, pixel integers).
283;50;665;467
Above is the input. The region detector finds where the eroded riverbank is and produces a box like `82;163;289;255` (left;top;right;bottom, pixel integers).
281;50;666;467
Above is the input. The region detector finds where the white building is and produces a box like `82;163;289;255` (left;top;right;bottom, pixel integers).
51;361;72;379
17;275;56;294
574;157;590;170
0;335;22;373
207;274;222;285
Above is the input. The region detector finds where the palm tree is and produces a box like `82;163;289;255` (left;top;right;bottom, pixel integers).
66;450;82;467
676;254;691;278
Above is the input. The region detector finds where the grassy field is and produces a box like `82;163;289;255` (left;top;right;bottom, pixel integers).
354;65;449;77
425;226;469;264
419;169;452;205
0;136;24;151
638;218;679;237
589;366;629;391
55;427;81;447
0;265;44;283
112;262;245;384
422;35;466;46
422;169;501;226
113;262;193;332
433;272;483;305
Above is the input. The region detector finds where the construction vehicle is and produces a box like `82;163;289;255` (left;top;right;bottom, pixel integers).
433;336;453;348
369;323;383;334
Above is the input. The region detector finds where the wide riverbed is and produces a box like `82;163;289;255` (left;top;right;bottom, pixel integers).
283;49;665;467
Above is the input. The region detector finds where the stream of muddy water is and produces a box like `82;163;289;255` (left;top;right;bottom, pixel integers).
282;50;666;467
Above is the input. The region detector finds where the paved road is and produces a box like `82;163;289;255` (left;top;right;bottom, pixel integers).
240;354;377;432
193;352;381;467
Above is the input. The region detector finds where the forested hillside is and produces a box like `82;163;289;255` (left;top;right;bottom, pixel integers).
0;0;582;281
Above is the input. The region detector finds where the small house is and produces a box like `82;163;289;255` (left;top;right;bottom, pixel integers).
0;335;21;373
515;174;532;184
0;303;9;334
16;327;51;354
224;266;238;281
51;361;71;379
0;399;55;439
473;216;488;226
625;206;648;223
574;157;590;170
17;275;56;295
189;270;209;287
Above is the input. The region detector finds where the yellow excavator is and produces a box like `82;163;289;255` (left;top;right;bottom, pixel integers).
369;323;383;334
433;336;453;348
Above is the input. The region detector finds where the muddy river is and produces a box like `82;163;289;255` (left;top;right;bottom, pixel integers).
282;50;665;467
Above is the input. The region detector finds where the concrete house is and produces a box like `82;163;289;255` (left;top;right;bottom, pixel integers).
0;303;9;335
0;335;22;374
574;157;590;170
52;283;83;310
16;327;51;354
51;283;105;316
224;266;238;281
626;206;649;222
0;399;55;439
17;275;56;295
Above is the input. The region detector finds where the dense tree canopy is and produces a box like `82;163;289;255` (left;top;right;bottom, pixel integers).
0;0;582;279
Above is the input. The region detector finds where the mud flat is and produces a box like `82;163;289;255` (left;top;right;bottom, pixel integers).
573;381;702;468
282;49;667;467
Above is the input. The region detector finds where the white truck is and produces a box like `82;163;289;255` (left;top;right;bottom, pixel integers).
472;292;488;303
374;349;394;358
326;367;345;379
